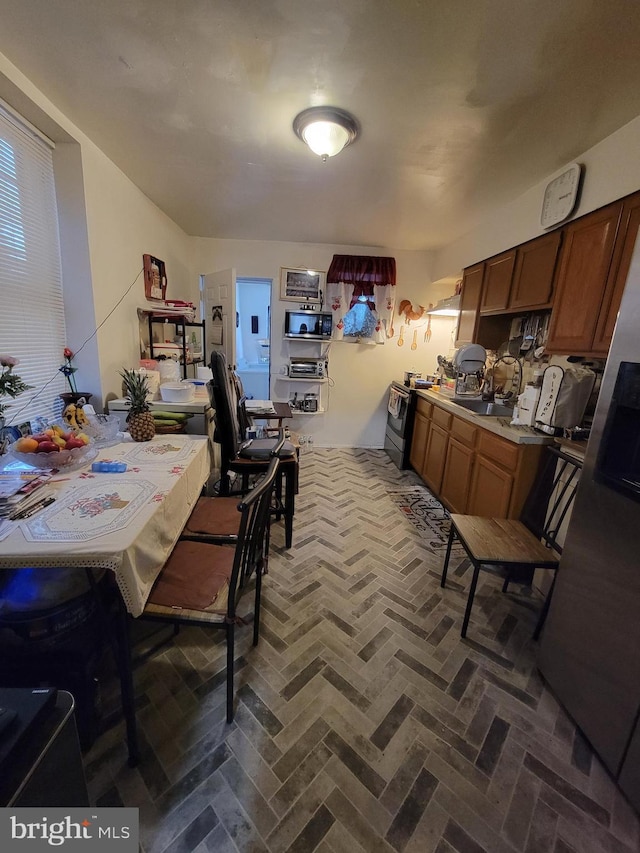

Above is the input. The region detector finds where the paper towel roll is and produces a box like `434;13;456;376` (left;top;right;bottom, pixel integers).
197;366;213;381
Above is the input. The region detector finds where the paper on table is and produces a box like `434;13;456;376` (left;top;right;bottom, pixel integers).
244;400;277;415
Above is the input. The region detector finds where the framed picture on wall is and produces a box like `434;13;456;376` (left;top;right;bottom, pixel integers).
279;267;325;302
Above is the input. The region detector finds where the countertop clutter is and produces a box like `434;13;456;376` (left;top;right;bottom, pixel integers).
416;389;553;445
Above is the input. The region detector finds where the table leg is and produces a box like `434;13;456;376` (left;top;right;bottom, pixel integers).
113;599;140;767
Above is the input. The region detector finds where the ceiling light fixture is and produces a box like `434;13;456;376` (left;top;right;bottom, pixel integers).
293;107;359;161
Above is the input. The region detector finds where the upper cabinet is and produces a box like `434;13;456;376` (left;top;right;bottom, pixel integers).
546;201;623;354
592;192;640;353
456;189;640;358
480;250;516;312
480;232;561;315
456;262;484;345
510;231;561;310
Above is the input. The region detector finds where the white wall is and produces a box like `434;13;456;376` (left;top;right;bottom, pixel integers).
433;115;640;280
194;239;454;447
0;51;195;412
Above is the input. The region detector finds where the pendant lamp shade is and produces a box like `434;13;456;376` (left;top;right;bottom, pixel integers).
293;107;359;161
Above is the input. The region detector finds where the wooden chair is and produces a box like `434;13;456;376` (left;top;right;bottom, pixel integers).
139;456;280;722
440;446;582;639
208;351;298;548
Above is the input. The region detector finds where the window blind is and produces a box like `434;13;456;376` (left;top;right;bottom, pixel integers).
0;104;67;427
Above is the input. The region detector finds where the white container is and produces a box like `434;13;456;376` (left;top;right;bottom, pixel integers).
196;365;213;382
158;359;181;383
159;381;195;403
154;342;182;358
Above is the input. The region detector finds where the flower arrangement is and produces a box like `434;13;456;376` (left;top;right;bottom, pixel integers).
59;347;78;393
0;355;32;416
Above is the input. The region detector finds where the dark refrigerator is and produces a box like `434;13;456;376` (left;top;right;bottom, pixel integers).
538;236;640;812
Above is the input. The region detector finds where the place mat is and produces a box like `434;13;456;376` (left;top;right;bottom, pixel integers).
22;478;158;542
121;440;193;465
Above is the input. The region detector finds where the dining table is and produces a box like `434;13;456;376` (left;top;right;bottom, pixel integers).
0;433;212;763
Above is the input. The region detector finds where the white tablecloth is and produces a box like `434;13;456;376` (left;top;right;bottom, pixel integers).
0;435;211;616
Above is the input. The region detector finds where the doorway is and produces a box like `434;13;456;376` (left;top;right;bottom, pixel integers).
235;278;271;399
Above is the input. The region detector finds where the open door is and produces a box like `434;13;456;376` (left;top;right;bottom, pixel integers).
202;268;237;369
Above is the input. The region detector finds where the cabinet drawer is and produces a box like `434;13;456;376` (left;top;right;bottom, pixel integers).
416;397;432;418
450;416;477;447
431;406;452;430
477;431;519;471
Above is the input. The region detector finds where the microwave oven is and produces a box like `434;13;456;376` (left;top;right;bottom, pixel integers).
284;309;332;340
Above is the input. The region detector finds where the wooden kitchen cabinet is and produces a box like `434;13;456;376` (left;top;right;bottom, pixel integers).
480;250;516;312
410;394;545;520
440;416;477;513
456;263;484;345
592;191;640;353
441;438;475;513
546;201;623;354
509;230;561;310
467;455;513;518
409;398;431;473
423;422;449;494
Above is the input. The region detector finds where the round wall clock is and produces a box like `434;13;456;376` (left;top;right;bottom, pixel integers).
541;163;583;229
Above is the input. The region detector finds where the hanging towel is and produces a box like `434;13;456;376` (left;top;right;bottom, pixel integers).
388;386;403;419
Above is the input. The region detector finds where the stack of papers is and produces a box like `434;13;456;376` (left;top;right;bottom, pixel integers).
244;400;277;415
0;471;56;519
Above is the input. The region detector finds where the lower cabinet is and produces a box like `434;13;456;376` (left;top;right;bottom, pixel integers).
423;423;448;494
409;399;431;473
410;396;545;519
440;438;475;513
467;454;513;518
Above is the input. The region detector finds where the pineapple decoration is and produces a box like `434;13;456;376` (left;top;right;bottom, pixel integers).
120;369;156;442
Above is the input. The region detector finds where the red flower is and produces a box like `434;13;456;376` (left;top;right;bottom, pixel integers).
63;347;74;360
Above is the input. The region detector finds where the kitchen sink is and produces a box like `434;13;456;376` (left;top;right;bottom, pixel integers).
453;399;514;417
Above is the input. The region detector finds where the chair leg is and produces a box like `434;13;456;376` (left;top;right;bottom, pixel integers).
253;567;263;646
284;467;294;549
226;622;234;723
461;561;482;639
502;572;511;594
533;573;557;641
441;524;457;587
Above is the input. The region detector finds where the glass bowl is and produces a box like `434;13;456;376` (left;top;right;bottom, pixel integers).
8;436;95;470
84;413;121;446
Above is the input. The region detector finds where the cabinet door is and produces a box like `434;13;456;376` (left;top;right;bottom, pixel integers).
456;263;484;345
546;201;622;354
510;231;561;310
592;192;640;353
440;437;474;514
467;455;514;518
480;250;516;313
409;410;430;474
422;423;448;494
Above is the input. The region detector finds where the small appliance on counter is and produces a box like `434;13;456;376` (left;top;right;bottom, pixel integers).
438;344;487;398
534;364;596;434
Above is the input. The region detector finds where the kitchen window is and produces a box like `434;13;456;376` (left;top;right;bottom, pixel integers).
0;103;67;426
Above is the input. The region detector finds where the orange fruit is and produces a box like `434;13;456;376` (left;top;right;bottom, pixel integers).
15;437;39;453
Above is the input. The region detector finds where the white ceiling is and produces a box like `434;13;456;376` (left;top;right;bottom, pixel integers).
2;0;640;251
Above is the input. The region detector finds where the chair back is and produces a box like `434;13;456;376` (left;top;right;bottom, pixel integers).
521;446;582;554
227;456;280;617
208;351;244;463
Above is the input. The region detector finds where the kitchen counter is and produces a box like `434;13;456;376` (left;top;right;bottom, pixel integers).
416;389;554;446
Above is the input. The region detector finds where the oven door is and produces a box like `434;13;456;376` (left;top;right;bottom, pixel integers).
387;384;411;439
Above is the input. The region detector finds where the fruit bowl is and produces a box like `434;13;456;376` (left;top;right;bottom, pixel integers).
8;425;95;470
8;440;96;469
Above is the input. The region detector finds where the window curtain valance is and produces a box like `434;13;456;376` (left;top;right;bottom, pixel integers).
326;255;396;343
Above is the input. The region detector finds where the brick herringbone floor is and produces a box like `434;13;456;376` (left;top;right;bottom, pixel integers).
83;449;640;853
